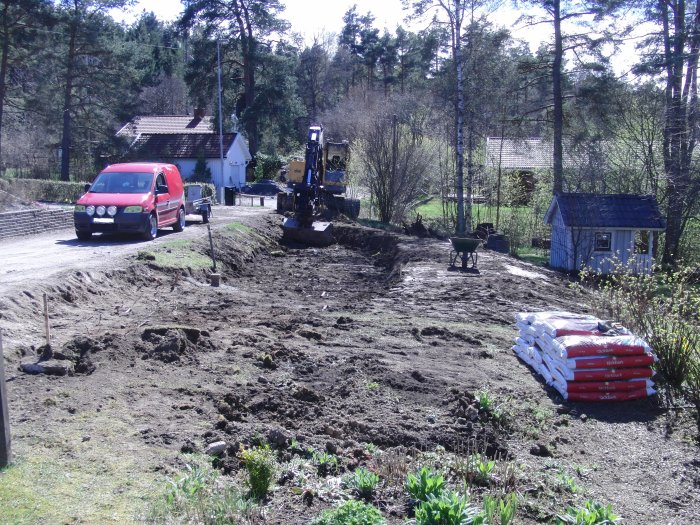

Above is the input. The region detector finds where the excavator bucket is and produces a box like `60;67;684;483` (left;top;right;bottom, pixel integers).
281;217;335;247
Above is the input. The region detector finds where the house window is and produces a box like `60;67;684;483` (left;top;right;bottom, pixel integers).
594;232;612;251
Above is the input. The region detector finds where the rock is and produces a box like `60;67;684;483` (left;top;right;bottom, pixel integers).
257;375;268;384
411;370;426;382
20;359;74;376
530;443;554;457
82;435;91;442
427;415;436;424
268;427;292;448
555;405;571;415
579;413;588;422
20;362;44;375
465;405;479;422
205;441;227;456
325;441;338;454
456;417;467;426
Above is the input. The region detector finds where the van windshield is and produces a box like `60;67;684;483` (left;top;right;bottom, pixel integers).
89;172;154;194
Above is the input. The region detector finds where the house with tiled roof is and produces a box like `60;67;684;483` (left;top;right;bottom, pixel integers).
544;193;666;274
117;111;251;193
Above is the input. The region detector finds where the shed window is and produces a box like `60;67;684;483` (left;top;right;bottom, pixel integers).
594;232;612;251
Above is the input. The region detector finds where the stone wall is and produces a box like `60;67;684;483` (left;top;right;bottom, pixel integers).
0;208;73;241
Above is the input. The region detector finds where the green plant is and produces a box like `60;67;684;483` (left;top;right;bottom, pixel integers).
313;450;339;476
366;381;380;391
483;493;518;525
312;499;386;525
150;459;257;524
344;467;380;500
556;473;580;494
239;444;276;499
555;500;621;524
406;467;445;503
471;455;495;486
415;491;483;525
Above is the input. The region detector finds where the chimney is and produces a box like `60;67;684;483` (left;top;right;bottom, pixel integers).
194;107;206;119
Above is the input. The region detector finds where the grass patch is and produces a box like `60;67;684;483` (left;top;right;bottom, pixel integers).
513;247;549;266
135;239;211;269
226;222;254;234
0;408;164;524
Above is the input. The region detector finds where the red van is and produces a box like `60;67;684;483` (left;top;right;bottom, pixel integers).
74;162;186;241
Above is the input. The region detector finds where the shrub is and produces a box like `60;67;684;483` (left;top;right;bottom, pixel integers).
239;444;276;499
312;500;386;525
344;467;380;500
585;265;700;395
415;491;482;525
6;178;85;203
555;500;620;524
406;467;445;503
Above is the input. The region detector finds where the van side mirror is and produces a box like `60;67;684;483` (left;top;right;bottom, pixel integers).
84;183;91;192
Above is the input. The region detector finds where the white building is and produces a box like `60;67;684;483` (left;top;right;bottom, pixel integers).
116;113;251;193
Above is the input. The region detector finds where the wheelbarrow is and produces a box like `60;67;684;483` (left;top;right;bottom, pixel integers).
449;237;481;269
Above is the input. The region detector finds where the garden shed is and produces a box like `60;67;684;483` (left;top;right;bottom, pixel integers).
544;193;666;274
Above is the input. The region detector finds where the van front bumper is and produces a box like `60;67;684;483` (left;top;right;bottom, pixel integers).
74;212;150;235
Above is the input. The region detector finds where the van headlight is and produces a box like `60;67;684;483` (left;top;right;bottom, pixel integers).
123;205;143;213
86;205;95;216
74;205;86;213
96;205;106;216
107;206;117;217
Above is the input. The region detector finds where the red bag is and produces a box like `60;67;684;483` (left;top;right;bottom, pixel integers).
569;367;654;381
567;354;655;369
566;389;653;402
552;335;651;358
566;379;653;393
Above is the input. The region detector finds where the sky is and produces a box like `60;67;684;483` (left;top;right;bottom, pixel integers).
111;0;641;75
114;0;529;45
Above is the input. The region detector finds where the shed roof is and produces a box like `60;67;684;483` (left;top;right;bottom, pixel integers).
545;193;666;230
131;133;237;159
117;115;215;136
486;137;579;170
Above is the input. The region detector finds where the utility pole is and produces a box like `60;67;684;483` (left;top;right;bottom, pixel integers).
217;40;225;198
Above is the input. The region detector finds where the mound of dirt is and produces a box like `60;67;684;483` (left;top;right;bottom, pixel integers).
138;326;216;363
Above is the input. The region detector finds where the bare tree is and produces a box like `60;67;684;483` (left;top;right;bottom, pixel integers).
356;97;436;223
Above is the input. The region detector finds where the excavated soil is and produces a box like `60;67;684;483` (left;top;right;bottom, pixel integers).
1;211;699;524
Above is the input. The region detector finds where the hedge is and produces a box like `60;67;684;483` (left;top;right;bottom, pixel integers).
0;178;218;204
5;178;85;203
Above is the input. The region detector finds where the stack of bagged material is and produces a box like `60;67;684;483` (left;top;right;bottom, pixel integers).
513;311;656;401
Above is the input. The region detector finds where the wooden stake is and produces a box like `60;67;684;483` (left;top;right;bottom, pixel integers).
0;331;11;467
207;224;217;273
43;293;50;347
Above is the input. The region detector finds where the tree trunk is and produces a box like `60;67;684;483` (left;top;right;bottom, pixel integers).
552;0;564;194
660;0;700;265
0;0;10;170
233;0;258;157
60;19;77;182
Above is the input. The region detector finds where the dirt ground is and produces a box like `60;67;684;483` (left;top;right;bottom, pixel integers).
0;205;698;524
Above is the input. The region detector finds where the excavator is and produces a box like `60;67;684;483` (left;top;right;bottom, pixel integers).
279;125;357;246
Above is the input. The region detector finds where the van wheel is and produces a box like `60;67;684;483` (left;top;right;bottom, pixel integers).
76;230;92;241
143;214;158;241
173;207;185;232
201;208;209;224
